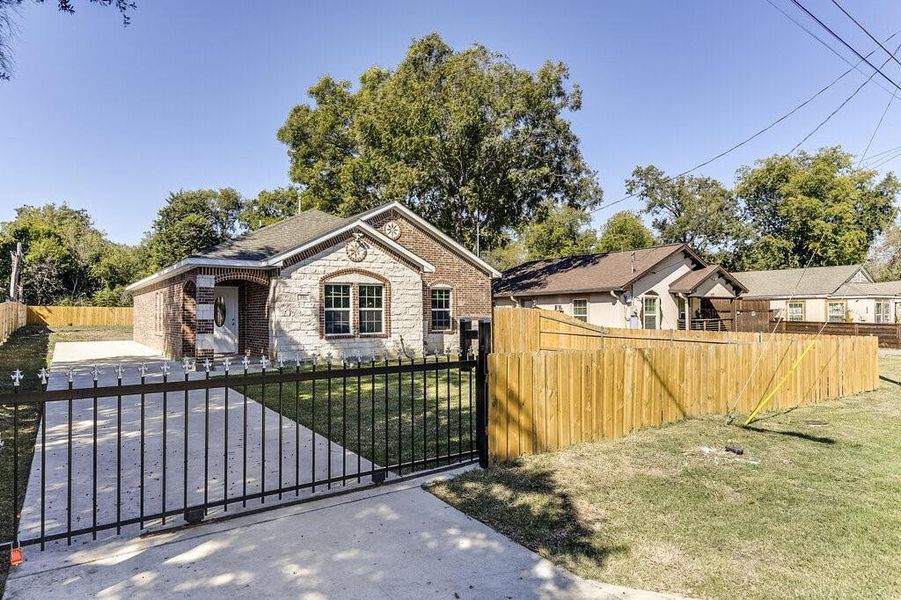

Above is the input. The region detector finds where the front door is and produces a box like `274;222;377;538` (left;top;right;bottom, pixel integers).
212;286;239;354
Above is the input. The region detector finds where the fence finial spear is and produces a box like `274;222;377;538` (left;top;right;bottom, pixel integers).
222;357;231;373
160;362;171;376
294;352;301;367
241;355;251;371
90;365;101;381
139;363;148;378
260;355;270;370
10;369;23;387
277;356;285;369
66;368;76;383
115;364;124;380
37;367;49;385
203;358;212;373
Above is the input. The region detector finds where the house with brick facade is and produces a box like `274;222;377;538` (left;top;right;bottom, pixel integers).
125;202;499;360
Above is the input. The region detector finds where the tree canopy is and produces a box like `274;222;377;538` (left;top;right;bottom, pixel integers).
277;33;602;254
238;187;299;231
596;210;655;254
146;188;242;271
733;147;900;270
625;165;744;263
0;203;140;305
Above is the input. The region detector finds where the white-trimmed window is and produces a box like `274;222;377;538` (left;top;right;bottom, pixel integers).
875;300;891;323
642;295;658;330
827;301;845;323
359;284;384;334
787;301;805;322
572;299;588;322
324;284;351;335
431;288;452;331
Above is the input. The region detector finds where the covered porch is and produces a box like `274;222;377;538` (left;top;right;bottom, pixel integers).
669;265;748;331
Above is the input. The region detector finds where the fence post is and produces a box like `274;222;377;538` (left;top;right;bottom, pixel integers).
459;318;473;357
476;318;492;468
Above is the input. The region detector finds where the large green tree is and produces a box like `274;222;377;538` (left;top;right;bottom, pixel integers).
238;187;299;231
0;203;138;304
625;165;744;263
521;200;598;261
146;188;242;270
277;34;602;254
733;147;900;270
596;210;655;254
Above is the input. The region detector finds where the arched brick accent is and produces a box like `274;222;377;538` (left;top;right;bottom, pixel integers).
319;269;392;339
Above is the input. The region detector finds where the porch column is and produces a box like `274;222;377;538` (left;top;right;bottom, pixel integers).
195;274;216;357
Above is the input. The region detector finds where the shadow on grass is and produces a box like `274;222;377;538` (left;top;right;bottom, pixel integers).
430;459;626;570
743;424;836;445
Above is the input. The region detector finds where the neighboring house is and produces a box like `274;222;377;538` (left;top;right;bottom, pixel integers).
126;202;499;360
732;264;901;323
493;244;746;330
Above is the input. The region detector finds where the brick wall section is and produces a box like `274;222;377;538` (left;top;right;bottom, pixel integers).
238;280;270;356
132;271;192;359
366;209;493;352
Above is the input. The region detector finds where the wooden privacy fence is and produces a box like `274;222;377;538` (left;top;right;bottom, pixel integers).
487;307;880;462
765;320;901;349
26;305;133;327
0;301;26;345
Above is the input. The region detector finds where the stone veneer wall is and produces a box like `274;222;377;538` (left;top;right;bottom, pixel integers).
270;239;423;359
365;209;493;353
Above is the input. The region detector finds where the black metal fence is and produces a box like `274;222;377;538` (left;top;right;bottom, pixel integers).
0;319;491;552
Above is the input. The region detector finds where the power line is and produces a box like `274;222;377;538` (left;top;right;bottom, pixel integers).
830;0;901;71
590;28;901;215
789;38;901;153
788;0;901;95
764;0;896;97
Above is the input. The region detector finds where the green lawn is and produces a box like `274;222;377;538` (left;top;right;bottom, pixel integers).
0;325;132;596
241;358;476;475
429;356;901;600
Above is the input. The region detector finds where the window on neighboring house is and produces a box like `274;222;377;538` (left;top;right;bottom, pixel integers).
642;295;658;329
827;301;845;323
895;302;901;323
787;301;805;321
572;299;588;322
324;284;351;335
431;288;452;331
677;297;687;323
875;300;891;323
358;284;384;334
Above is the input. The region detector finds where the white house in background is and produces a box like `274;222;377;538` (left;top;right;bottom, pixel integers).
732;264;901;323
493;244;746;330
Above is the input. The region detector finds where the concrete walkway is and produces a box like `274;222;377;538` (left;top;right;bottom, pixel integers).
5;469;679;599
15;341;376;547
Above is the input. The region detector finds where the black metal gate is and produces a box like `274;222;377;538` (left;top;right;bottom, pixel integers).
0;319;491;552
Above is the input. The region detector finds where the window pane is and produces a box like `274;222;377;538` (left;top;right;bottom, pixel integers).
788;302;803;321
642;296;657;329
359;285;383;309
325;284;350;309
431;288;450;309
828;303;844;322
573;299;587;321
432;310;451;330
359;309;383;334
325;310;350;334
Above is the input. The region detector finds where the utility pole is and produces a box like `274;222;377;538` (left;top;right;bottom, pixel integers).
8;242;23;302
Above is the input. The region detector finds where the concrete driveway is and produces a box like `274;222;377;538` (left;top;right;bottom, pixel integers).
5;470;677;599
15;340;375;546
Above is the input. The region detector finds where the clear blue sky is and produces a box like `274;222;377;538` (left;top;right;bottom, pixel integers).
1;0;900;245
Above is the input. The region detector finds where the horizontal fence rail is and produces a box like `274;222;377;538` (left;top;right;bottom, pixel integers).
26;305;133;327
0;352;479;551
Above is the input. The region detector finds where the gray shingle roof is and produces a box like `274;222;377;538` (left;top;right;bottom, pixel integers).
732;265;866;298
190;209;351;261
493;244;700;297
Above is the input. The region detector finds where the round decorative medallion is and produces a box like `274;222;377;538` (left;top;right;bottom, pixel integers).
345;235;368;262
383;220;401;240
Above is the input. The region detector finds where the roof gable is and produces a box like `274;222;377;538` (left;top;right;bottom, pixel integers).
669;265;747;295
493;244;703;297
